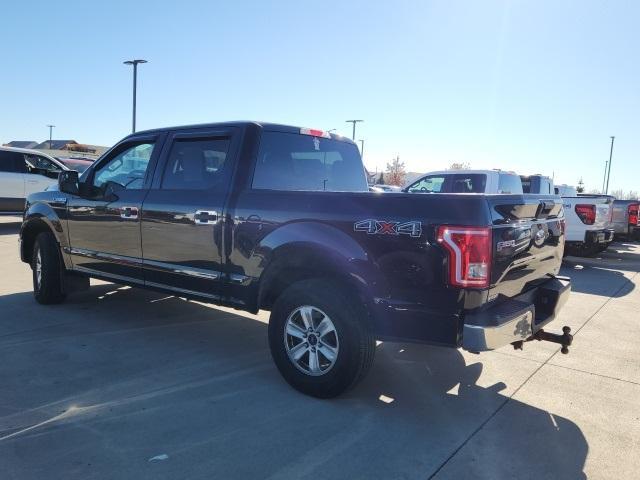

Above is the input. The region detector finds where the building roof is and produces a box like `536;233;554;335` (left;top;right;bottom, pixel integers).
3;141;38;149
33;140;78;150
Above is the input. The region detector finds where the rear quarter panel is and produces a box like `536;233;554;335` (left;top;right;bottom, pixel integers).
228;190;492;345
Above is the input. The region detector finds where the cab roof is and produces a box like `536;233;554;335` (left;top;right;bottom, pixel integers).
131;121;356;144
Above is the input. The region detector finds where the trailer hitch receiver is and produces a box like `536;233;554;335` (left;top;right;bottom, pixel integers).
512;326;573;354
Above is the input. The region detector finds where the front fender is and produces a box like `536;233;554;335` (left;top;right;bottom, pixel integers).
21;198;70;267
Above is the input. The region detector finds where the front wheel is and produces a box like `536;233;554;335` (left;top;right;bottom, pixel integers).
32;231;66;305
268;279;375;398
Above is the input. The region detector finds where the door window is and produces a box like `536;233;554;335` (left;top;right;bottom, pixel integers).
24;154;62;175
161;138;231;190
498;174;523;194
93;143;155;190
0;151;28;173
407;176;446;193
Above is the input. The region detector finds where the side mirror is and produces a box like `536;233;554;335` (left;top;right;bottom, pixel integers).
58;170;79;195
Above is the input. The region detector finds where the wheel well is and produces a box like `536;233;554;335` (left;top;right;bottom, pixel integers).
21;219;54;264
259;266;366;311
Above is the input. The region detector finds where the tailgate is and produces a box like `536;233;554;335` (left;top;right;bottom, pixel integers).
487;195;565;300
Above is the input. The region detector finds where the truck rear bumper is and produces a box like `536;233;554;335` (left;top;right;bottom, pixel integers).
461;277;571;352
585;228;614;245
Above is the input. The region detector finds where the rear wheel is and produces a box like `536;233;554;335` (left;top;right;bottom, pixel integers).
32;231;66;305
268;279;375;398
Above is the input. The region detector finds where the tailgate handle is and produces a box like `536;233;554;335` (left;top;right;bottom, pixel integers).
535;201;554;219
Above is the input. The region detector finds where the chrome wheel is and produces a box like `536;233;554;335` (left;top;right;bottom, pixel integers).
35;249;42;289
284;305;339;376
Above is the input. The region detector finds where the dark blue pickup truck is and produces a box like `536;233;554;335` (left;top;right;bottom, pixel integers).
20;121;572;397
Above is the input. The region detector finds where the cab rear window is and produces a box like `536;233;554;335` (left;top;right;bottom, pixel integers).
252;132;368;192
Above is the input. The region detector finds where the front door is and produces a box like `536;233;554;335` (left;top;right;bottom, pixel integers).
141;128;239;300
66;136;163;283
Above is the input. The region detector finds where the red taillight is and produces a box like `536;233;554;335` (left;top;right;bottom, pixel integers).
575;204;596;225
437;226;492;288
629;204;639;226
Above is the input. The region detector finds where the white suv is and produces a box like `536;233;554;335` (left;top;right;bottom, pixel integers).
0;146;67;214
404;170;523;194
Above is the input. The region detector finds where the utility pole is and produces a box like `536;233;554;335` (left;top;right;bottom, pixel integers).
46;125;55;149
345;119;363;140
605;136;615;194
123;59;148;133
358;139;364;160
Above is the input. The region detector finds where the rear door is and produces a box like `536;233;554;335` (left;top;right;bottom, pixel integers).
140;127;240;300
0;150;27;212
487;195;565;299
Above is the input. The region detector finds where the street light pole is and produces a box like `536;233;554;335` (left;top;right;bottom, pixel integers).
605;136;615;194
123;59;148;133
345;119;363;140
46;125;55;149
358;139;364;160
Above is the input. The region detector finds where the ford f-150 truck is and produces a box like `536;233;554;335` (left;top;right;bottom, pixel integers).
20;122;573;398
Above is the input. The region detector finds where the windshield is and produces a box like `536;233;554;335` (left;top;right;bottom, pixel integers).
406;173;487;193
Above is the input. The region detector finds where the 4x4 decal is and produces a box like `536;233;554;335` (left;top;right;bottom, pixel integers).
354;219;422;237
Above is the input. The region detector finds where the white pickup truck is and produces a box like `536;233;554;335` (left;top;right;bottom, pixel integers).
555;185;615;256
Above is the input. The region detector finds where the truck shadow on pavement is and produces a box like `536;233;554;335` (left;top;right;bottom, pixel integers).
0;285;588;479
561;261;636;297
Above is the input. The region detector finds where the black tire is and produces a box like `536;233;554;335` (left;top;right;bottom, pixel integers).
268;279;375;398
32;231;66;305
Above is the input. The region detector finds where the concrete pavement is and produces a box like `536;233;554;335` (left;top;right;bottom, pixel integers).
0;216;638;479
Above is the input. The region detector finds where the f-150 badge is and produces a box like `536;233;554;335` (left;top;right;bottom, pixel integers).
354;219;422;237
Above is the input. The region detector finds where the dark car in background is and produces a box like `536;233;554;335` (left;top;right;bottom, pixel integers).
56;157;94;173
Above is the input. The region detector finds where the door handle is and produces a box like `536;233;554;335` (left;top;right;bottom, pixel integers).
120;206;139;220
194;210;218;225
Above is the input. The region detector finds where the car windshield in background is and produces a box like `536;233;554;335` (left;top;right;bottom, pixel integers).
252;132;368;192
406;174;487;193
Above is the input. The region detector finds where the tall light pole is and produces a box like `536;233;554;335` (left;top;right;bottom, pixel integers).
46;125;55;149
358;139;365;160
123;59;147;133
605;136;615;194
345;119;363;140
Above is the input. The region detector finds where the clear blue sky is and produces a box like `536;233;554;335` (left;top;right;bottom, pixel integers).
2;0;638;192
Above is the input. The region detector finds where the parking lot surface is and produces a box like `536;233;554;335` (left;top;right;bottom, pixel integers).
1;216;639;479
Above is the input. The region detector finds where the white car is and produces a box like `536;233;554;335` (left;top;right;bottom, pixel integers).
557;186;615;256
0;146;67;214
404;169;523;194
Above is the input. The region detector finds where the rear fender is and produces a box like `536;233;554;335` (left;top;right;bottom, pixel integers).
256;222;384;309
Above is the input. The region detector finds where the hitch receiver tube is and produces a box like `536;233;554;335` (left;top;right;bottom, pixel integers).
512;326;573;354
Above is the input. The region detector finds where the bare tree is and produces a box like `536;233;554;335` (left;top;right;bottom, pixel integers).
576;178;585;193
610;189;624;199
385;156;406;186
448;162;471;170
